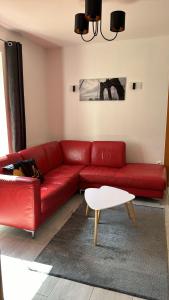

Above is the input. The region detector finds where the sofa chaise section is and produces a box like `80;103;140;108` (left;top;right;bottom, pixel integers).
79;164;166;198
79;141;166;199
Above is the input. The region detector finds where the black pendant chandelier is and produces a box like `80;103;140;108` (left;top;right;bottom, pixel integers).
74;0;125;42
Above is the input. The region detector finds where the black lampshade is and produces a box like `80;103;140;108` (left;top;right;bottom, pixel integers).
85;0;102;21
110;11;125;32
74;13;89;34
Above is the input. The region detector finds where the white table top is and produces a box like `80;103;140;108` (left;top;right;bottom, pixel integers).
84;186;135;210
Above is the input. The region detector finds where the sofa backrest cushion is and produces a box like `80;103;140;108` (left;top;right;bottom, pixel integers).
0;153;22;174
60;140;91;165
43;141;63;171
91;141;126;168
19;145;49;175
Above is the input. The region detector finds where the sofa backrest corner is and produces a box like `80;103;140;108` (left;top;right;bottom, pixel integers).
60;140;92;165
42;141;63;171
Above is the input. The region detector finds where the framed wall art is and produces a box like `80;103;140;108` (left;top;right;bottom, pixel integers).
79;77;126;101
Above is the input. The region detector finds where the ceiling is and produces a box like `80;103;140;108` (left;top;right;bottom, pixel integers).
0;0;169;47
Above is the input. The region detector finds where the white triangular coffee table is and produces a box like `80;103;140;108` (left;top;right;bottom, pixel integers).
84;186;136;246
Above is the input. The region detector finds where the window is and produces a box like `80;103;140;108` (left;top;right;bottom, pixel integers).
0;52;9;156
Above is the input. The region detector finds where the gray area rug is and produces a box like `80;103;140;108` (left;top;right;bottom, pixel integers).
35;203;169;300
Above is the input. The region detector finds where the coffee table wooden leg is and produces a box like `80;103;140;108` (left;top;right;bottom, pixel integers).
125;203;131;220
127;201;137;225
94;210;98;246
97;210;101;223
86;204;89;216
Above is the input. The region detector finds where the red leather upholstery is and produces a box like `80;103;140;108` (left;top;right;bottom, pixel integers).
114;163;166;191
80;166;119;185
43;165;84;189
60;140;91;165
119;187;164;199
91;141;126;167
0;140;167;235
0;175;41;230
79;163;166;197
45;165;85;180
20;145;49;174
79;182;164;199
41;176;78;220
43;141;63;171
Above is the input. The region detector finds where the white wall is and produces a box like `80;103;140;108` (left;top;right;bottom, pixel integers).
62;36;169;163
46;47;64;141
21;36;49;147
0;25;49;150
0;52;8;155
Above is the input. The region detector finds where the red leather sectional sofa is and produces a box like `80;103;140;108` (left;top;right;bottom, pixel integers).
0;140;166;236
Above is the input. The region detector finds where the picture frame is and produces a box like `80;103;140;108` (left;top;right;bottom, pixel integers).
79;77;126;101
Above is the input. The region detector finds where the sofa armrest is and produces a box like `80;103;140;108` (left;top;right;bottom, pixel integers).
0;174;41;231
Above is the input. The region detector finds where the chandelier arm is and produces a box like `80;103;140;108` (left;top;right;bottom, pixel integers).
96;21;99;35
92;22;96;35
100;21;118;41
81;33;96;42
92;21;98;36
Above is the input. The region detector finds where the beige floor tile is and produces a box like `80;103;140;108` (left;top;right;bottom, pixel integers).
33;294;47;300
47;278;93;300
36;276;60;297
1;256;49;300
132;298;146;300
90;287;132;300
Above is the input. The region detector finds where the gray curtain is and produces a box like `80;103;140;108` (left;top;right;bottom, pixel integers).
5;41;26;152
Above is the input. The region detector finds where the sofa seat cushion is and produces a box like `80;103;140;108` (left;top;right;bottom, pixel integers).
114;163;166;191
40;176;78;218
80;166;119;185
45;165;85;180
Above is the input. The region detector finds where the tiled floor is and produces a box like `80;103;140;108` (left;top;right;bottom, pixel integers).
0;192;168;300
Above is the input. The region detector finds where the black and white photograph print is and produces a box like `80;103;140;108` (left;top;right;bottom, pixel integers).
79;77;126;101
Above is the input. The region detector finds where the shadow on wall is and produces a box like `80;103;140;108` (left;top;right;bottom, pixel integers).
22;30;65;141
126;142;146;163
47;46;64;140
